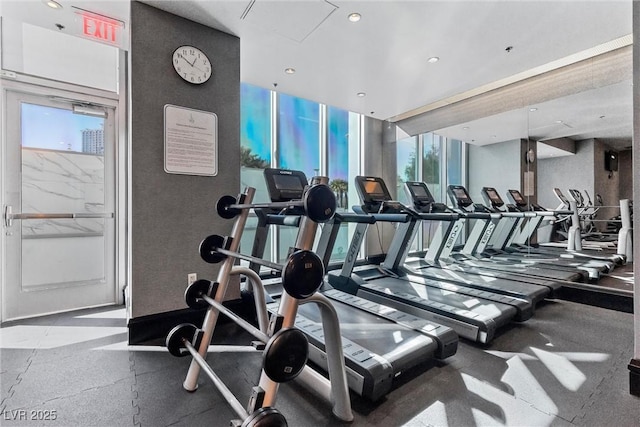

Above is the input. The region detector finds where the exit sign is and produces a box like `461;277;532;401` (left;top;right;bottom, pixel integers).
75;10;124;48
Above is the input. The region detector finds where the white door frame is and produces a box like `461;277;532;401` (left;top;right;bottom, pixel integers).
1;74;125;322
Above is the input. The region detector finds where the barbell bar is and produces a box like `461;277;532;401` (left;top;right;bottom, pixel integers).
216;184;337;223
199;235;324;300
165;324;288;426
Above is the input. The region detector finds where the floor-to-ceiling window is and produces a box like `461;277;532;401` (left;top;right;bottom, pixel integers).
326;106;352;261
239;84;359;266
396;131;467;252
239;83;271;261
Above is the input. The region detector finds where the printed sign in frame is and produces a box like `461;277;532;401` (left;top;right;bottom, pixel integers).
164;104;217;176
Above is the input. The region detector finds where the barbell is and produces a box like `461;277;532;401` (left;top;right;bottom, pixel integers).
165;324;290;427
166;322;308;384
216;183;336;223
199;234;324;300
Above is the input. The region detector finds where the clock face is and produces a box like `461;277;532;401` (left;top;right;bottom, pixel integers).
526;148;536;163
172;45;212;85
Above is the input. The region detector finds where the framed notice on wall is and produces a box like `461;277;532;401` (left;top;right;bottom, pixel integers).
164;104;218;176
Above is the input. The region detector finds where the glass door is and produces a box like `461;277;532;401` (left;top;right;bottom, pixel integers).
2;90;117;320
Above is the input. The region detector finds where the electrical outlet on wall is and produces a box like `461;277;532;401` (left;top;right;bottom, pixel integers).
187;273;197;286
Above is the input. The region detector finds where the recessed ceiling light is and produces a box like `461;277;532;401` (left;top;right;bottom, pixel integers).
284;67;295;74
357;92;366;97
462;126;469;130
348;13;361;22
427;57;440;64
529;107;538;112
43;0;63;9
555;120;563;124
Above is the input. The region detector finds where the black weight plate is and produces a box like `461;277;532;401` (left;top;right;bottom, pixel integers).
184;279;216;309
199;234;227;263
262;328;308;383
303;184;336;223
281;250;324;299
165;323;198;357
242;407;287;427
216;195;240;219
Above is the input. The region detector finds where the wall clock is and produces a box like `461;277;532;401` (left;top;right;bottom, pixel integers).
526;147;536;163
172;45;212;85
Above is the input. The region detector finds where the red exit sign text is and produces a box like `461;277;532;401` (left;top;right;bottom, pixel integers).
77;11;124;47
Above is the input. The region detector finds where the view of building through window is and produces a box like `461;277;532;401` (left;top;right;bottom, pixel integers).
21;103;105;154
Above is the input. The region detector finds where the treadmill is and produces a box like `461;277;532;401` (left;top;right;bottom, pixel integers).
397;181;554;304
326;176;529;345
478;188;616;274
503;188;625;266
250;168;458;401
446;185;590;283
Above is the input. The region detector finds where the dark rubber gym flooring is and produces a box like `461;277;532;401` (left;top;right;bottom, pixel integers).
1;282;638;426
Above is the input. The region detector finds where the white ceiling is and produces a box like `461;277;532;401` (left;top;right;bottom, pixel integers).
1;0;633;150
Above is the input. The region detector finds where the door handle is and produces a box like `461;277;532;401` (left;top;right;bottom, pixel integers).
4;205;12;228
3;206;114;227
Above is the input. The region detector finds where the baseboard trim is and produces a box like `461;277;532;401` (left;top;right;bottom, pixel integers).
128;298;246;345
629;358;640;396
128;307;207;345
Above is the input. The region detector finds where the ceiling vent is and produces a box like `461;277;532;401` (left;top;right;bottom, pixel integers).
240;0;337;42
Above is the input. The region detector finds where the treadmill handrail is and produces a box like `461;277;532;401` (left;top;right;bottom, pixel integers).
416;212;460;221
352;206;412;223
333;212;377;224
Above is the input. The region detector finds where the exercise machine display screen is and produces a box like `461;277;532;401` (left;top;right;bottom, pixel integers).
411;185;429;198
485;188;501;203
453;187;471;202
447;185;473;208
363;181;387;200
509;190;526;205
264;168;308;202
273;174;304;192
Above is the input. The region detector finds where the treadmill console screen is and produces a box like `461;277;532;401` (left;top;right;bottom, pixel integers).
355;176;396;213
508;189;526;205
411;184;429;198
264;168;308;202
405;182;440;212
447;185;473;208
273;174;304;192
485;188;501;203
363;181;387;200
356;176;392;203
453;188;470;201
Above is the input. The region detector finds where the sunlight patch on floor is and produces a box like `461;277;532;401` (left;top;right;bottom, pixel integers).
403;400;449;427
0;325;127;349
74;308;126;319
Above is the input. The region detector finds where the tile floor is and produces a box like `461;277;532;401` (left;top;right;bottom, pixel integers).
1;288;638;427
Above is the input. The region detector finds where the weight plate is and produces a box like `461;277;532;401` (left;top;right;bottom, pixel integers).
262;328;308;383
303;184;336;223
281;250;324;299
199;234;227;263
242;407;287;427
184;279;216;309
217;195;241;219
165;323;198;357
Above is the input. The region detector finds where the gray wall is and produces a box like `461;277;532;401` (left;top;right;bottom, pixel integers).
538;138;628;229
468;139;521;205
593;140;620;228
537;139;595;209
363;117;394;256
130;2;240;318
619;149;633;200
